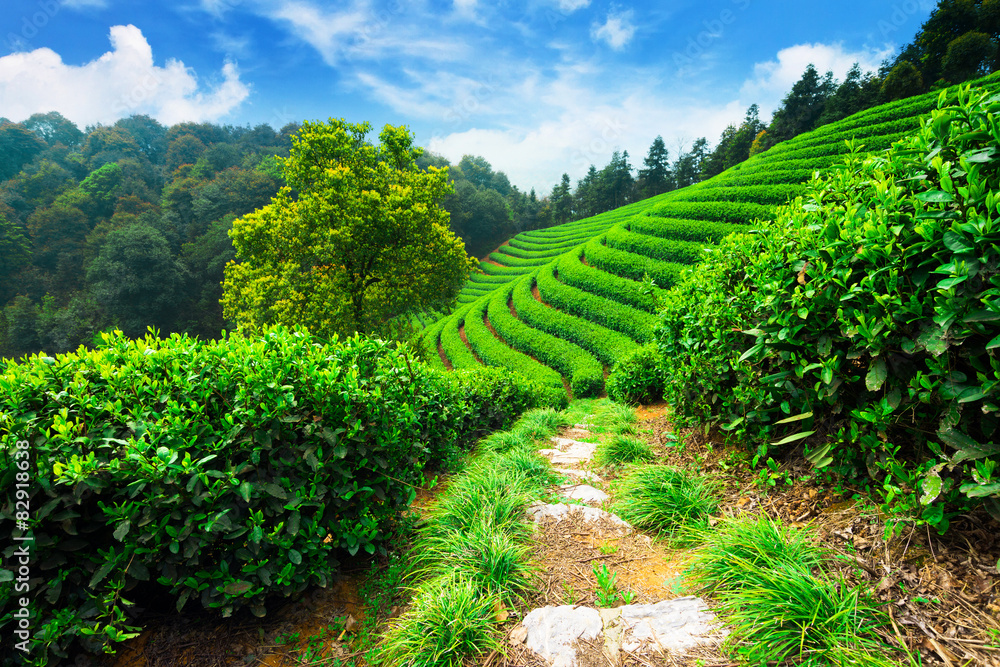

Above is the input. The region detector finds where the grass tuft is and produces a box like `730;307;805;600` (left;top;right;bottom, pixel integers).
594;433;654;466
373;573;502;666
478;430;529;454
686;514;895;666
612;465;718;539
713;561;892;666
686;514;825;594
511;407;568;442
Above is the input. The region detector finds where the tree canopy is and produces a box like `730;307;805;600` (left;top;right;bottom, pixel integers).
222;119;476;340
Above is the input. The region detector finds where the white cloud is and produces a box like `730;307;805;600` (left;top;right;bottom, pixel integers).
591;10;636;50
264;0;373;65
558;0;590;11
427;67;739;193
0;24;249;127
740;42;894;116
453;0;477;19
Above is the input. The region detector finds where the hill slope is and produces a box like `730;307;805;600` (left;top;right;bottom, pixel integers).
422;73;1000;397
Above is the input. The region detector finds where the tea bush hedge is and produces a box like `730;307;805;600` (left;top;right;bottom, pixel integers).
555;251;662;312
656;86;1000;529
0;328;550;665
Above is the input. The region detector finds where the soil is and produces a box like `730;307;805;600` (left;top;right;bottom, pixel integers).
436;337;453;370
639;409;1000;667
531;282;549;307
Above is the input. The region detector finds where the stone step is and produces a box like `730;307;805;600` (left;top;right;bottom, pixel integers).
526;502;631;531
539;437;597;466
557;483;608;505
516;597;724;667
552;468;603;484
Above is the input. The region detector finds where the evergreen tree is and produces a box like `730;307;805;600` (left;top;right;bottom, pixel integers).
638;136;672;199
765;65;835;146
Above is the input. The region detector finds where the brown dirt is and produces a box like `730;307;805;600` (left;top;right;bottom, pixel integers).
435;335;453;371
637;411;1000;667
530;282;551;308
508;295;518;318
481;239;512;262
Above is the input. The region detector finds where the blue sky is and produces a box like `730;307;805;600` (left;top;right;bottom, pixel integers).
1;0;936;193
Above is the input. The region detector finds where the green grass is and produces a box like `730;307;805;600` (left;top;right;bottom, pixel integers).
716;563;894;666
373;408;568;666
685;515;897;667
612;466;718;539
593;433;654;466
511;407;568;442
373;573;503;667
686;514;825;594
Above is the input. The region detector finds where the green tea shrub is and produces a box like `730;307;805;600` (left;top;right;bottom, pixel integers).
657;85;1000;529
607;344;665;405
0;327;547;664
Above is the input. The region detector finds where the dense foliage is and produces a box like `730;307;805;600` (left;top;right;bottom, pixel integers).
0;327;551;665
655;86;1000;529
0;114;293;359
222;119;476;340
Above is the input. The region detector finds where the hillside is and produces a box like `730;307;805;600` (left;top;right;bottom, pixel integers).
421;72;1000;397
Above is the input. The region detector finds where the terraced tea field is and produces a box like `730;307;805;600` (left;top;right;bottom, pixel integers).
422;73;1000;397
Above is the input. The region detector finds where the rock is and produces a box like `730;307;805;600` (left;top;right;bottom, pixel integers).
553;468;603;483
540;437;597;465
573;423;591;430
520;598;723;665
526;503;632;531
558;484;609;505
522;605;603;667
618;597;722;653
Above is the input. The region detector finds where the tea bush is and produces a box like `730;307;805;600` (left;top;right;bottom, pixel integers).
607;344;665;405
0;327;548;664
657;86;1000;528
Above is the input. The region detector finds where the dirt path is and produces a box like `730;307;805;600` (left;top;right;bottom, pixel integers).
436;336;452;370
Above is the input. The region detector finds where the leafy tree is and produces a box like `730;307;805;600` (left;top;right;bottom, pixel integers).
0;123;46;180
575;165;602;218
82;126;142;170
87;224;187;337
112;115;168;162
818;64;881;125
881;61;925;101
0;213;30;303
79;163;123;220
166;134;207;173
673;138;708;189
222;119;476;339
23;112;83;147
942;30;997;81
638;136;672;199
600;150;634;209
0;295;40;358
465;187;512;255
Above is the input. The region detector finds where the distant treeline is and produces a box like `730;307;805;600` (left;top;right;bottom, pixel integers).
541;0;1000;225
0;113;570;359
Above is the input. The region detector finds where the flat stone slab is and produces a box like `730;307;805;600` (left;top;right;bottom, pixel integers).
539;437;597;466
519;598;722;665
617;597;721;653
558;484;609;505
553;468;603;484
527;503;631;531
521;605;603;667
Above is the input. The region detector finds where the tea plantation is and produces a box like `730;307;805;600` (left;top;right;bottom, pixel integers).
422;72;1000;401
